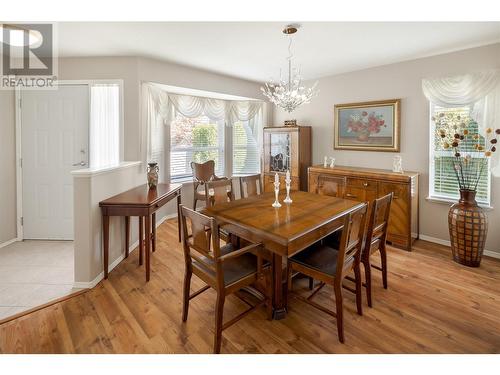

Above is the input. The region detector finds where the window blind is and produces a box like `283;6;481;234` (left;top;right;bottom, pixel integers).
232;120;260;175
429;104;491;205
170;114;225;180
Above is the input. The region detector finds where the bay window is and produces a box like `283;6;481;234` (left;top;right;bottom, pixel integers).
143;84;264;182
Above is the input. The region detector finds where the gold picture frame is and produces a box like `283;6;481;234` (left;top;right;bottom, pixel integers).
334;99;401;152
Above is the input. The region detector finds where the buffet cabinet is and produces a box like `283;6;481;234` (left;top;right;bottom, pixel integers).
263;126;311;192
308;165;419;251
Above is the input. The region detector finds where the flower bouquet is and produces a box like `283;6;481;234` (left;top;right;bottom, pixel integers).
347;111;386;142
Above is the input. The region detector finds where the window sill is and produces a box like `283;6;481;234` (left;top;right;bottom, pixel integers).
426;195;493;210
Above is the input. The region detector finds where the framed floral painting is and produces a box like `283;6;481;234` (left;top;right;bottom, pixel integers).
334;99;401;152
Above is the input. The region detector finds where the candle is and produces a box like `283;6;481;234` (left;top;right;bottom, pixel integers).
286;170;290;181
274;172;279;184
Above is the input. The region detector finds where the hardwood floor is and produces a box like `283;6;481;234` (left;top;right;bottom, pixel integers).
1;219;500;353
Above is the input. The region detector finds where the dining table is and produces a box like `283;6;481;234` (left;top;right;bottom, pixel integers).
202;190;364;320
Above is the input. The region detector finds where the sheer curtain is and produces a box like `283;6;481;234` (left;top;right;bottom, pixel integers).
90;84;120;168
141;82;264;179
422;70;500;175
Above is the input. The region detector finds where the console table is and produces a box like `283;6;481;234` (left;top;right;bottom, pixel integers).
99;183;182;281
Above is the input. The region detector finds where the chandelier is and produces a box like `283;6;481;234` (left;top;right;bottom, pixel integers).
261;25;318;113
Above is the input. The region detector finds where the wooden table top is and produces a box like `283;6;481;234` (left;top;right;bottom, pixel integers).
99;183;182;207
203;191;363;247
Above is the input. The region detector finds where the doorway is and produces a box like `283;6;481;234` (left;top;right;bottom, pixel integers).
19;84;90;240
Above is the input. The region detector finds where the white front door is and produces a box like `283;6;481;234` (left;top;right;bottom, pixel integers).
21;85;89;240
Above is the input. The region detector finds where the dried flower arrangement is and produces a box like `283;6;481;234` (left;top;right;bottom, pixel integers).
433;111;499;192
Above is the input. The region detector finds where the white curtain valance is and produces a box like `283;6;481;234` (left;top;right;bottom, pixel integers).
422;70;500;107
422;70;500;176
153;88;264;128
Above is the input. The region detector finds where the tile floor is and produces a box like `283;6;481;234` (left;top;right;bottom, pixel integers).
0;240;82;321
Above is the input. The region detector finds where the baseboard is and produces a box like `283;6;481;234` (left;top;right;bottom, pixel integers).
484;250;500;260
419;234;451;247
0;237;18;249
72;213;178;289
419;234;500;260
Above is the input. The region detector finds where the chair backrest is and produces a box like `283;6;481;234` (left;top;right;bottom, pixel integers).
191;160;216;183
205;179;234;207
336;203;368;275
363;192;393;258
180;205;222;271
239;174;263;198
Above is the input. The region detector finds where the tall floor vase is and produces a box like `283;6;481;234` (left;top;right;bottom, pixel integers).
448;189;488;267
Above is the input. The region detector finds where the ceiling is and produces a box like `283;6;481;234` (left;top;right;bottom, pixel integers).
58;22;500;82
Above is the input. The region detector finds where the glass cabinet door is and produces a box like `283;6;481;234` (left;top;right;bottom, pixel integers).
269;132;291;172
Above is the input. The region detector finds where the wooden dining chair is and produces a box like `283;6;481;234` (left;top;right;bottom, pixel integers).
239;174;263;198
286;203;367;343
360;192;393;307
191;160;227;210
205;178;235;207
204;178;235;244
180;205;272;353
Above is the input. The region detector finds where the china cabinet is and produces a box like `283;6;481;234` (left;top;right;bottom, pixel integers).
262;126;311;192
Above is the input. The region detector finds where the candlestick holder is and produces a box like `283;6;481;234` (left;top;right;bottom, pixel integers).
272;181;282;208
284;174;292;203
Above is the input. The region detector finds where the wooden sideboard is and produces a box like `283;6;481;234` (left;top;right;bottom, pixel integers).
308;165;419;251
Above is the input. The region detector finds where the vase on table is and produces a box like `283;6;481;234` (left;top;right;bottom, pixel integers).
147;162;159;189
448;189;488;267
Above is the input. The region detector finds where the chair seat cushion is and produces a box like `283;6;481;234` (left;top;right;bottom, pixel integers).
193;244;263;286
290;243;340;277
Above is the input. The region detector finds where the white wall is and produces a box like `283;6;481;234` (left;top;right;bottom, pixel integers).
0;91;16;245
72;162;145;285
274;43;500;255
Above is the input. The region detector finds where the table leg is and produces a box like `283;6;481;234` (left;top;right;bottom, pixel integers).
152;212;156;253
139;216;144;266
177;193;182;242
125;216;130;258
103;215;109;279
272;253;287;320
145;214;152;282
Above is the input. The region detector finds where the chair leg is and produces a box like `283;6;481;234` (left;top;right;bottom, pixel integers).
308;277;314;290
214;292;225;354
380;247;388;289
364;259;373;308
333;282;344;343
266;271;273;321
285;263;293;310
354;264;363;316
182;268;192;322
193;196;197;211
